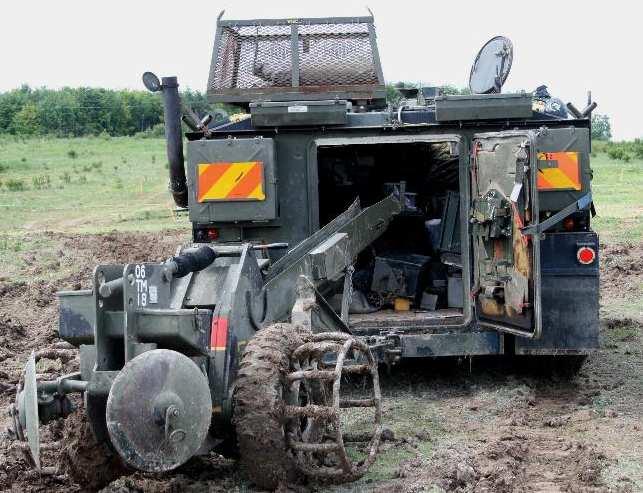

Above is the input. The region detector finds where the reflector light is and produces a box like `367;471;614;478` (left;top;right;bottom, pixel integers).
563;217;575;231
207;228;219;241
577;246;596;265
210;317;228;350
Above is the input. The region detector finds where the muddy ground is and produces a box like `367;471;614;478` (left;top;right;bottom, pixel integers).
0;232;641;492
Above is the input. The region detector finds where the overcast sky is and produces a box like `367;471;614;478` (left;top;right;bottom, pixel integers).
2;0;641;140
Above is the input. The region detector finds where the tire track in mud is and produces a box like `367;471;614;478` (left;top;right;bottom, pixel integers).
502;393;607;493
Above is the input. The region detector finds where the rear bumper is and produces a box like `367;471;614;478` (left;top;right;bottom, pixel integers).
515;231;600;355
398;330;502;357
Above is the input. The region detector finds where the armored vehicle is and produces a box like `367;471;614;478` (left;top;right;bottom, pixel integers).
10;13;599;490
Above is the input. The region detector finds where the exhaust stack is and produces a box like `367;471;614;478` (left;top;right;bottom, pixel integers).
160;76;188;208
142;72;188;208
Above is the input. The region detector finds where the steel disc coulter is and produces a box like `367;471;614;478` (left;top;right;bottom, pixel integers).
106;349;211;472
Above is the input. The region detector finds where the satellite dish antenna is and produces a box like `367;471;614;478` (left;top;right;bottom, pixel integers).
469;36;513;94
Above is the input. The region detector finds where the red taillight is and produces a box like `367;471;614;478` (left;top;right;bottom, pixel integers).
210;317;228;350
577;246;596;265
207;228;219;242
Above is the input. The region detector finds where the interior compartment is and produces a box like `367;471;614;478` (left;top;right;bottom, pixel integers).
317;142;465;329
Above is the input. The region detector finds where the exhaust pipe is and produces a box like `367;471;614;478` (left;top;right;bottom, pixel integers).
142;72;188;208
160;76;188;208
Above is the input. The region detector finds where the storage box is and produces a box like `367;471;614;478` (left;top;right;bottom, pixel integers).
435;93;533;122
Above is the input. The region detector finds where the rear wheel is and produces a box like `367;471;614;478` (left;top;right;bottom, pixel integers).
233;323;310;489
233;323;382;489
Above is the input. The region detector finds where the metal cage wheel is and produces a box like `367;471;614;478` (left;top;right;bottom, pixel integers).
284;332;382;482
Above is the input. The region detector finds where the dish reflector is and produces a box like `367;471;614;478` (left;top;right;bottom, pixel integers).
469;36;513;94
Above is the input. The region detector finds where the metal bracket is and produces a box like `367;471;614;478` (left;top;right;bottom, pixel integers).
340;266;354;324
291;275;351;334
521;193;592;237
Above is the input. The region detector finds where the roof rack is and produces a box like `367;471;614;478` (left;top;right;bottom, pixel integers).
207;12;386;105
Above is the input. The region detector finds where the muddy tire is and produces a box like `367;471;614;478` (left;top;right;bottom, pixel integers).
59;409;126;491
233;323;311;490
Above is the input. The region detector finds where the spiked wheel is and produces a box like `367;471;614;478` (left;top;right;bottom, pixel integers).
233;325;382;489
284;332;382;482
233;323;311;489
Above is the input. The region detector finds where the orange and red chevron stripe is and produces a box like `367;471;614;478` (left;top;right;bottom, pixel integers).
197;161;265;202
537;151;582;191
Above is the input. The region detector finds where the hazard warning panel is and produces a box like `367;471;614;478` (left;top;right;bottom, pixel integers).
197;161;265;202
536;151;582;191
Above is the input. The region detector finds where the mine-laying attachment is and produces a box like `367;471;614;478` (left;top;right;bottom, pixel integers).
9;350;212;475
9;246;221;473
284;332;382;482
9;353;125;487
9;195;400;485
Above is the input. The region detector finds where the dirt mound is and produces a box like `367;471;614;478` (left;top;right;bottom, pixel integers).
59;231;187;272
0;418;73;492
0;314;26;351
59;410;127;490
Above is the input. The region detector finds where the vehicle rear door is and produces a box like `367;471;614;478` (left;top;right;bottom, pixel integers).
470;131;541;338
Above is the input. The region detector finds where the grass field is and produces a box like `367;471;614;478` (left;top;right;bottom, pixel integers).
0;135;641;241
590;148;643;244
0;136;179;233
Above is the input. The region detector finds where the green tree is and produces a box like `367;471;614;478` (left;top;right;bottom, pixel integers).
591;114;611;141
440;84;471;96
385;83;404;105
386;82;471;105
11;102;41;135
0;85;30;133
0;85;249;136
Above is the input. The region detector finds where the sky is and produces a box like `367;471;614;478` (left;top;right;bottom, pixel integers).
1;0;642;140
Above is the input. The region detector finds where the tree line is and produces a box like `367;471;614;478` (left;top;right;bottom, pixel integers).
0;85;214;137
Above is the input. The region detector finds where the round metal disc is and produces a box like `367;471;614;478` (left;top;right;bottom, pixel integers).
142;71;161;92
20;352;41;469
106;349;211;472
469;36;513;94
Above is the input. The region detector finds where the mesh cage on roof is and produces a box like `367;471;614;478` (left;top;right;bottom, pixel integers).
207;16;386;104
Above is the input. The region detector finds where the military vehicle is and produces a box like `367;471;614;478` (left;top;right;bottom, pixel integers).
9;12;599;490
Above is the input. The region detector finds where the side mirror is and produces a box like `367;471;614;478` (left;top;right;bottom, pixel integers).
142;72;162;92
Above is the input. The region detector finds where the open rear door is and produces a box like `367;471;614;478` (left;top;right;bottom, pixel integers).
471;131;541;338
